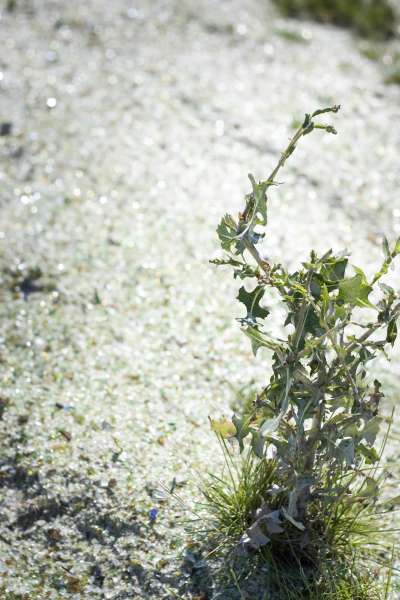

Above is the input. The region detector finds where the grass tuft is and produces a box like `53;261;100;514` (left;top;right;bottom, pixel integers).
198;439;395;599
201;440;277;545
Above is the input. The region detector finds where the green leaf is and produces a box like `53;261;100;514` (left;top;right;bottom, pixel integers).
237;286;269;325
232;414;250;453
382;236;391;261
320;256;348;286
248;174;268;227
394;237;400;256
379;282;395;298
373;261;389;283
358;443;379;464
260;414;282;436
336;437;355;466
361;416;382;445
210;256;259;280
233;264;259;280
210;256;244;268
217;214;237;252
251;430;265;458
243;325;281;356
338;268;374;308
387;318;398;346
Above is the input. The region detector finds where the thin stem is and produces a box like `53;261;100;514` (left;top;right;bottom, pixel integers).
346;302;400;354
238;106;340;273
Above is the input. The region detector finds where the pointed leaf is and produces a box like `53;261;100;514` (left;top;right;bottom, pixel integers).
361;416;382;445
251;430;265;458
387;318;398;346
338;269;373;309
260;414;282;437
281;508;306;531
243;325;280;356
382;236;391;261
232;414;250;453
217;214;237;252
237;286;269;325
358;443;379;464
248;174;268;226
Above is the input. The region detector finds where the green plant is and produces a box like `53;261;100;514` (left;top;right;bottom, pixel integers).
199;441;389;598
208;105;400;597
202;439;277;545
273;0;396;39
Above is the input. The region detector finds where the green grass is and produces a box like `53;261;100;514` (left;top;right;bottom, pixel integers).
198;440;396;599
201;442;277;544
272;0;396;39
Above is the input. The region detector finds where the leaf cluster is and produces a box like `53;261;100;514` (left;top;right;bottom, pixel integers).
211;106;400;571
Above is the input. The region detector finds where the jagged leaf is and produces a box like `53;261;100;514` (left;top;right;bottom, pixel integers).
320;256;348;287
237;286;269;325
216;214;237;252
248;173;268;226
338;268;373;308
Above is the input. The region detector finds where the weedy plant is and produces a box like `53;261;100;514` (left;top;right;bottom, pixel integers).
205;106;400;598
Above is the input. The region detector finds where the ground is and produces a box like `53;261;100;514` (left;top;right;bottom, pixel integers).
0;0;400;598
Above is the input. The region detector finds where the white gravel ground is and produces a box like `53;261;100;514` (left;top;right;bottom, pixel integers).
0;0;400;598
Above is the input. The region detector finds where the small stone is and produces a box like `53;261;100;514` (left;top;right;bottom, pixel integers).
0;122;12;136
149;507;158;522
46;97;57;109
17;414;29;425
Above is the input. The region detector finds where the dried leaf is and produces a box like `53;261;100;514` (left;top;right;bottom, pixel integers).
209;417;236;439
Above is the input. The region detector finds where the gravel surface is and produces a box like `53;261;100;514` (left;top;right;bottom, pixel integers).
0;0;400;598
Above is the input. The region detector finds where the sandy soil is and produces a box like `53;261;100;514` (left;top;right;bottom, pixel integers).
0;1;400;598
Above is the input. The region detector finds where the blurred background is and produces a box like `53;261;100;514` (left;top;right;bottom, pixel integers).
0;1;400;598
